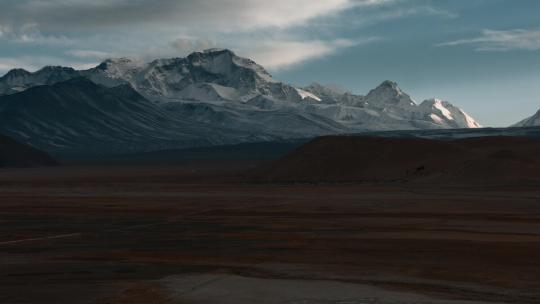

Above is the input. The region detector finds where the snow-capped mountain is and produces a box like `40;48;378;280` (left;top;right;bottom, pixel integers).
0;77;344;155
0;48;482;155
513;109;540;127
81;49;304;104
301;81;481;130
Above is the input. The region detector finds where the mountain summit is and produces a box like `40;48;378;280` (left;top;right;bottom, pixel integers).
364;80;416;109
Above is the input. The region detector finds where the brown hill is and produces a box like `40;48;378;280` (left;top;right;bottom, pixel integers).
254;136;540;184
0;133;58;167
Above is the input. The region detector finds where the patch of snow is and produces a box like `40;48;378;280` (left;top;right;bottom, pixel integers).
295;88;322;102
432;99;454;121
461;110;482;128
430;113;443;124
208;84;240;100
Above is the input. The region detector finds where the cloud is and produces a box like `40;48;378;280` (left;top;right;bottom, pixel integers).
241;37;380;69
0;0;401;71
0;23;73;45
312;2;458;31
1;0;391;32
0;26;7;37
66;49;113;60
436;29;540;51
0;57;43;73
126;36;377;69
170;38;219;55
378;5;458;19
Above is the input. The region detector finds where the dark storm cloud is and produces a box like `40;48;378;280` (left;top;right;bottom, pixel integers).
0;0;387;31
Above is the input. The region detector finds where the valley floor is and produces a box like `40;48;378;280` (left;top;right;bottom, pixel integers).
1;162;540;303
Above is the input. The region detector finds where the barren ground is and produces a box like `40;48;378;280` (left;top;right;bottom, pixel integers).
1;162;539;303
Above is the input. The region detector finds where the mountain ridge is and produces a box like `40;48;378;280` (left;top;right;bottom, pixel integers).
0;49;484;155
513;109;540;127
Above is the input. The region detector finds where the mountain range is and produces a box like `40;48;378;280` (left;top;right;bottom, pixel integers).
0;48;489;155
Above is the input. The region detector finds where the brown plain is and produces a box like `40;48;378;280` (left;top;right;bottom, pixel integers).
1;137;540;303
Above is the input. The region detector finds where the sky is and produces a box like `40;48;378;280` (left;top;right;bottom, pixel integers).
0;0;539;126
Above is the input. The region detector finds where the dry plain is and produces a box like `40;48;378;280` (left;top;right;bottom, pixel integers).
1;162;540;303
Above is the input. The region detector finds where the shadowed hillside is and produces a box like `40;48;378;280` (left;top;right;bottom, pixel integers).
255;136;540;184
0;133;58;167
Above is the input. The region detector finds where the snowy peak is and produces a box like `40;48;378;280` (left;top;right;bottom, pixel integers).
379;80;400;89
95;58;138;70
365;80;416;109
371;80;403;95
419;98;482;128
187;49;236;71
80;48;281;101
186;48;276;84
189;48;235;60
92;58;142;78
302;81;480;129
188;49;269;75
420;98;454;118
